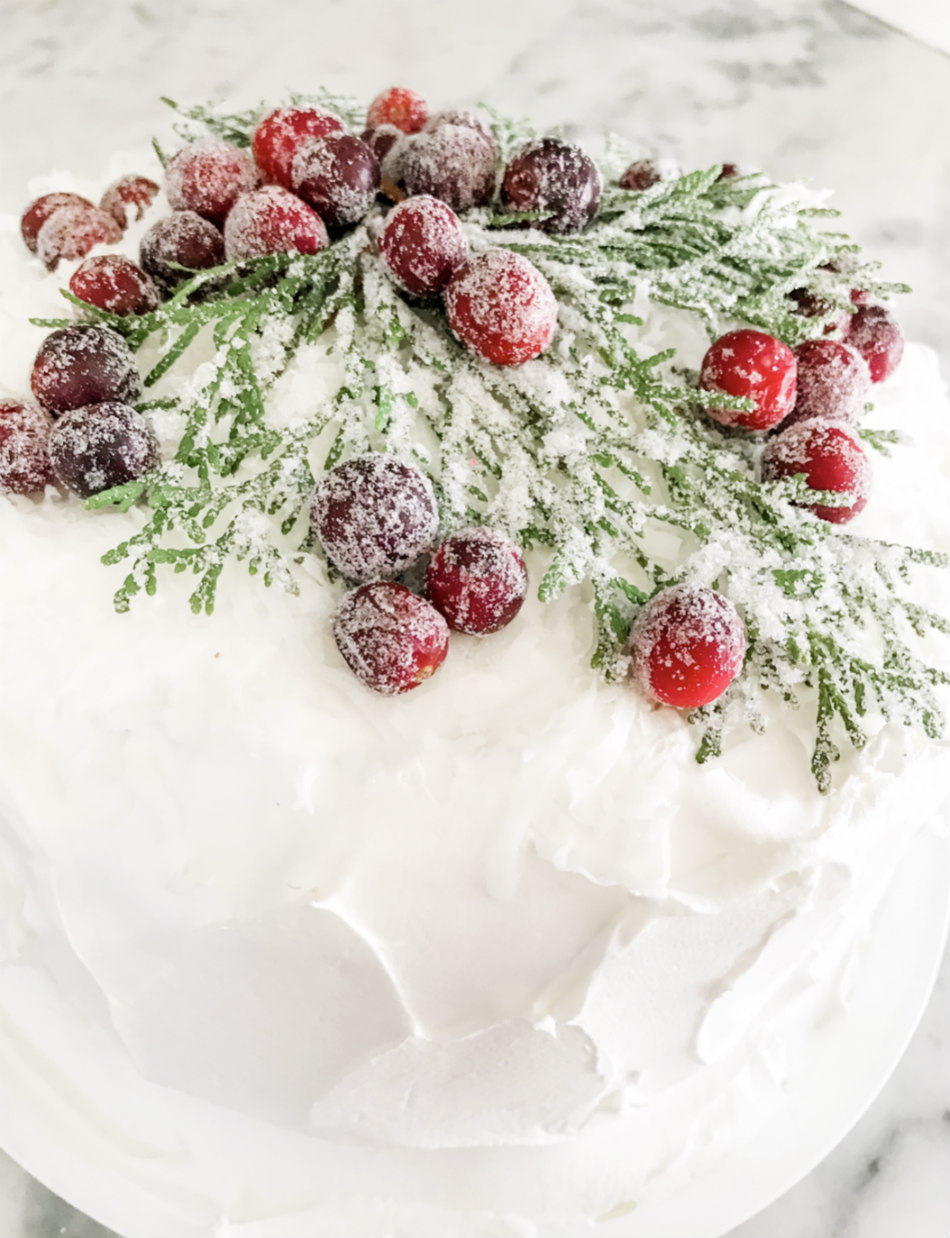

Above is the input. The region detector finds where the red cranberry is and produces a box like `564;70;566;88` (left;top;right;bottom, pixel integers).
70;255;160;317
761;419;871;524
99;174;160;229
292;133;380;229
310;454;439;582
0;401;54;495
31;325;142;416
367;87;429;135
444;249;557;366
426;527;527;634
846;304;904;383
403;123;496;213
699;329;797;430
629;585;745;709
140;211;225;291
718;163;741;180
785;339;870;427
500;138;601;234
224;186;328;260
164;140;259;226
333;581;449;695
253;106;344;190
379;196;468;296
787;287;850;335
850;288;872;307
36;205;123;271
20;192;93;253
619;158;675;191
48;401;159;498
425;110;495;143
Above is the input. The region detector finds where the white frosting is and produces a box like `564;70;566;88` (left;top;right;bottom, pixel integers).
0;158;949;1236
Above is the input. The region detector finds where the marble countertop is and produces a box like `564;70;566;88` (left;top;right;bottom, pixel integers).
0;0;947;1234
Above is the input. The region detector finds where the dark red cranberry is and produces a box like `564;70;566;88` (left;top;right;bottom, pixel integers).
224;186;328;260
426;528;527;634
444;249;557;366
0;401;54;495
717;163;741;180
36;204;123;270
164;140;259;227
699;329;797;430
70;255;161;316
99;174;160;228
367;87;429;135
403;123;496;213
846;304;904;383
379;196;468;296
20;192;93;253
253;106;344;190
361;125;410;201
31;325;142;416
761;419;871;524
500;138;601;234
787;287;850;335
333;581;449;695
785;339;870;427
310;454;439;582
425;110;495;144
619;159;673;191
629;585;745;709
48;401;159;498
140;211;225;291
292;134;380;228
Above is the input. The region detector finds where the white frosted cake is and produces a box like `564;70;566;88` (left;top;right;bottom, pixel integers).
0;91;948;1237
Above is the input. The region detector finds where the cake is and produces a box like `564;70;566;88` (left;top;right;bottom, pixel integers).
0;88;947;1237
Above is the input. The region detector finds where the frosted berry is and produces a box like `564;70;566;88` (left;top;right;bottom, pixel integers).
379;196;468;296
362;126;410;201
847;305;904;383
224;186;328;260
164;140;259;226
500;138;601;234
49;401;159;498
0;401;54;495
367;87;428;135
140;211;225;291
761;419;871;524
310;454;439;582
699;329;797;430
100;174;160;228
20;192;93;253
785;339;870;426
629;585;745;710
787;287;849;335
292;133;380;228
31;325;142;416
403;122;496;213
444;249;557;366
70;255;160;316
253;106;344;189
619;158;676;191
333;581;449;695
425;110;495;143
426;527;527;635
36;204;123;270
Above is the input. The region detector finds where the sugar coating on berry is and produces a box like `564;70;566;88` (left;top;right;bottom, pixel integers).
367;87;429;135
699;329;797;430
500;138;602;234
426;527;528;635
20;193;93;253
311;454;439;582
70;255;161;317
140;211;225;291
761;418;871;524
444;249;558;367
847;304;904;383
292;133;380;229
379;196;468;296
253;106;344;189
786;339;870;427
48;401;159;498
36;204;123;270
0;401;54;495
224;186;329;260
333;581;449;695
619;158;678;191
165;139;259;226
629;585;745;710
31;325;143;416
99;175;160;228
425;110;495;144
403;124;497;213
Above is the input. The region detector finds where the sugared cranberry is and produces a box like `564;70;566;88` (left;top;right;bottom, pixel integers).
445;249;557;367
0;401;54;495
31;325;142;416
403;123;496;213
164;140;259;227
787;287;850;336
619;158;675;191
48;401;159;498
426;527;527;635
500;138;601;234
379;196;468;296
252;106;344;190
367;87;429;135
36;205;123;271
140;211;225;291
70;255;160;317
224;186;329;260
333;581;449;695
362;125;410;201
629;584;745;710
761;418;871;524
20;192;93;253
425;110;495;143
292;133;380;229
311;454;439;582
99;174;160;229
699;329;797;430
785;339;870;427
846;304;904;383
